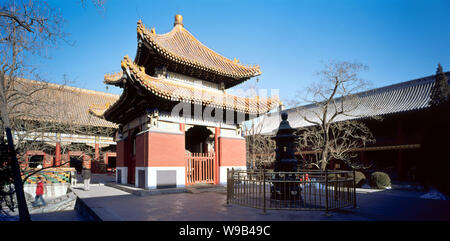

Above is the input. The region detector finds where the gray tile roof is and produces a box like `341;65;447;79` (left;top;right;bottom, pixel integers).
254;72;450;135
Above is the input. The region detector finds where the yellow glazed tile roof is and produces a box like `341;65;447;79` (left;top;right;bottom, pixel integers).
114;55;279;115
137;19;262;80
12;79;119;128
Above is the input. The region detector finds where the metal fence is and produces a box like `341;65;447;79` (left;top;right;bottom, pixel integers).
226;169;356;212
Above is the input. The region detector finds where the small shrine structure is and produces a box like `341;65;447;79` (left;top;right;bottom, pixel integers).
97;15;280;189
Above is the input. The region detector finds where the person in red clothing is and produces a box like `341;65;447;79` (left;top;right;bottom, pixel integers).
32;176;46;207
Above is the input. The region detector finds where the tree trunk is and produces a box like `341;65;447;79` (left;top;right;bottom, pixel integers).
0;93;31;221
321;125;329;171
321;148;328;171
5;127;31;221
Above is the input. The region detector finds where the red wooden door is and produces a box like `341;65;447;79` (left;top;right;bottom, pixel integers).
186;152;215;185
128;156;136;184
125;129;138;184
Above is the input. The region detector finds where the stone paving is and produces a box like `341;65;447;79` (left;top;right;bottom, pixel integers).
7;173;449;221
30;210;85;221
68;183;450;221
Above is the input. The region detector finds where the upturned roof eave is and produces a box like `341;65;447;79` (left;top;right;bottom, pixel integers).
101;56;278;123
136;20;262;82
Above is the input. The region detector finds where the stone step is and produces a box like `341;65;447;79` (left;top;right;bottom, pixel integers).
28;192;77;214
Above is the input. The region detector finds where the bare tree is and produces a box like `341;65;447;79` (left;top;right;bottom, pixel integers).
0;0;68;133
238;78;278;169
292;60;378;170
243;117;276;169
296;120;375;170
80;0;107;9
429;63;449;107
0;0;69;221
1;79;116;214
0;0;108;220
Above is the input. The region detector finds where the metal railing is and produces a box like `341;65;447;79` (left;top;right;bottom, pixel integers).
227;169;356;212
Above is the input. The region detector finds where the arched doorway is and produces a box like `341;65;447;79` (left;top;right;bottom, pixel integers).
185;125;215;185
185;126;214;154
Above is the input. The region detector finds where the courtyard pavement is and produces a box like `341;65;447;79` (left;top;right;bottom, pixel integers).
63;177;450;221
30;210;85;221
17;174;449;221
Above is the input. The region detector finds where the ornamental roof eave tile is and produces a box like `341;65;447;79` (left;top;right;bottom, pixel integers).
136;20;262;80
104;71;126;86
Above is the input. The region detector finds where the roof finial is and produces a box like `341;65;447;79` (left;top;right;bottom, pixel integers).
174;14;183;27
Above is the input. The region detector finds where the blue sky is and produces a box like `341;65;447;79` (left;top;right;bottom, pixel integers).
37;0;450;104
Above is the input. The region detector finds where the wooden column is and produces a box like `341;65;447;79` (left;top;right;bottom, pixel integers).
214;127;220;184
103;152;108;166
55;133;61;166
95;136;100;161
180;123;185;132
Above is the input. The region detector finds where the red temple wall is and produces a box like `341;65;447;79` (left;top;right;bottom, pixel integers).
19;144;117;171
116;139;125;167
219;137;246;166
103;152;117;165
22;151;53;169
135;132;148;167
147;131;185;167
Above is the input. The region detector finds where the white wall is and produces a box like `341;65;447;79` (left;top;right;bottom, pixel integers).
219;166;246;185
135;166;186;189
116;167;128;185
23;183;70;199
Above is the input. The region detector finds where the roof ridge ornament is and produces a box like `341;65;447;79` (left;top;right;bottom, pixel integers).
174;14;183;27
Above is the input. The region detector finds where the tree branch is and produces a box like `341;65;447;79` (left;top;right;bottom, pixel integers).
0;11;33;33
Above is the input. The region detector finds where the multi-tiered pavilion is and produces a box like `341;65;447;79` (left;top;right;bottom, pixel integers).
97;15;279;189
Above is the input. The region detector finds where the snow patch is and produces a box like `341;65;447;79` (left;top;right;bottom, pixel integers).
360;183;391;189
420;189;448;200
0;211;19;221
